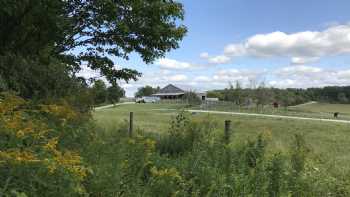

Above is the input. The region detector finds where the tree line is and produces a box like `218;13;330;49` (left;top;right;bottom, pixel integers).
135;85;160;98
207;82;350;107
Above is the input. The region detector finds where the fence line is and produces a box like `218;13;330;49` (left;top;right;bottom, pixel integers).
154;99;308;115
152;99;350;120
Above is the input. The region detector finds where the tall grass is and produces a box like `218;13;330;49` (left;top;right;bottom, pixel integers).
83;111;350;196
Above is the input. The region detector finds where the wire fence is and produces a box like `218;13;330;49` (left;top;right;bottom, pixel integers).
155;99;275;113
153;99;350;120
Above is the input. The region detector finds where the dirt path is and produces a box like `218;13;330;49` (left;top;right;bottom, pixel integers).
188;109;350;124
94;102;135;111
289;101;317;108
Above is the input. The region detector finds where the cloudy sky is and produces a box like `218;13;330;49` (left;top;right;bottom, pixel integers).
80;0;350;97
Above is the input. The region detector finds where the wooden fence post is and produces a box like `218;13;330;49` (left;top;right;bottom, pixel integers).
129;112;133;137
224;120;232;172
224;120;231;144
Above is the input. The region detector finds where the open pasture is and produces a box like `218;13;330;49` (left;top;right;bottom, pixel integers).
290;102;350;114
155;99;350;120
288;102;350;120
94;103;350;170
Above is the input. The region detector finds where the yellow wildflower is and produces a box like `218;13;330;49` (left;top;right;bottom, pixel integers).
0;150;39;163
16;130;25;138
44;137;59;152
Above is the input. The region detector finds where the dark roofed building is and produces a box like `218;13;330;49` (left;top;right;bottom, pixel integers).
152;84;185;99
152;84;207;100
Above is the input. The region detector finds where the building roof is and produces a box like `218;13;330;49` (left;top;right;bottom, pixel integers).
155;84;185;94
152;92;185;96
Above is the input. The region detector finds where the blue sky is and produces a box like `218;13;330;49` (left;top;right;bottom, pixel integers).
79;0;350;97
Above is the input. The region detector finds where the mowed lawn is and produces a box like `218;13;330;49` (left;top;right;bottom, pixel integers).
291;102;350;114
94;103;185;133
289;102;350;120
93;103;350;171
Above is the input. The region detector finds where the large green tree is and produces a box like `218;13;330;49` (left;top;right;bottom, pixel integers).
107;83;125;104
135;85;160;97
0;0;186;99
91;80;108;105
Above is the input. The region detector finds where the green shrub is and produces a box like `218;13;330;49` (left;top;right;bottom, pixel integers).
156;111;191;156
156;111;216;157
267;153;286;197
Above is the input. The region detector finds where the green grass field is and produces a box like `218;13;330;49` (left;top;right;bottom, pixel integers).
94;103;184;133
286;102;350;120
290;102;350;114
191;100;350;120
94;103;350;170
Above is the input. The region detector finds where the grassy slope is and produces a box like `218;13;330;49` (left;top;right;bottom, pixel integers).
289;102;350;120
193;101;350;120
93;103;184;133
93;103;350;170
290;102;350;114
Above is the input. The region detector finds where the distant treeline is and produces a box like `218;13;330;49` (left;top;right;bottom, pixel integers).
207;84;350;106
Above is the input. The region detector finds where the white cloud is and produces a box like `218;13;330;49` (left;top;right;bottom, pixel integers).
268;79;296;87
121;83;134;89
156;58;199;70
337;69;350;79
208;66;350;90
194;76;211;82
271;66;350;88
167;74;188;82
207;55;231;64
213;69;265;82
275;65;323;77
224;44;247;57
199;52;209;59
200;53;231;65
205;24;350;64
291;57;319;65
